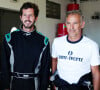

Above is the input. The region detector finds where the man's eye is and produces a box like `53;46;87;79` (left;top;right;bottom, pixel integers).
23;14;26;16
66;22;70;24
30;15;32;16
74;22;78;24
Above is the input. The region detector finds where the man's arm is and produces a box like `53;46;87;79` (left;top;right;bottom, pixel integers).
91;65;100;90
52;58;57;74
39;42;51;90
1;38;11;90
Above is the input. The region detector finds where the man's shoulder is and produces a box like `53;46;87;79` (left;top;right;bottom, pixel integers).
5;28;20;42
36;31;49;45
54;35;67;42
83;36;98;46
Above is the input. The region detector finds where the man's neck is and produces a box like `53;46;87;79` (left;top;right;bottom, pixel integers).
23;26;34;32
68;34;82;42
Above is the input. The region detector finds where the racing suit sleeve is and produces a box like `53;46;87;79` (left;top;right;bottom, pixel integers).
39;42;51;90
1;38;11;89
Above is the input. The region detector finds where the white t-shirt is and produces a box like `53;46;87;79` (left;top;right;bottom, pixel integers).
52;35;100;84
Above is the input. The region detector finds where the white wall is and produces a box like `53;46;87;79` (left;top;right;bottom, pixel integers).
37;0;69;47
0;0;69;48
80;1;100;48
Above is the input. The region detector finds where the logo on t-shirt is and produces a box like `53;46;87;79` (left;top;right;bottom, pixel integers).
58;51;83;62
68;51;73;55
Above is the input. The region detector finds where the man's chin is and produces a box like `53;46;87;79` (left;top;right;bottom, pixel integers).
24;25;33;29
25;27;31;29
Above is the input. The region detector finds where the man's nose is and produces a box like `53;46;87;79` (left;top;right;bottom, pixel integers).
26;15;30;19
70;24;74;29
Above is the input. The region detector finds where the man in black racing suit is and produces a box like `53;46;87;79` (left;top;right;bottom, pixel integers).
1;2;51;90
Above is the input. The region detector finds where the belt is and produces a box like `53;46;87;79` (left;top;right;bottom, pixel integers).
11;72;39;79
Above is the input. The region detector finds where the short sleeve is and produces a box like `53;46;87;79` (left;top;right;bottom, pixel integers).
90;42;100;66
52;39;57;58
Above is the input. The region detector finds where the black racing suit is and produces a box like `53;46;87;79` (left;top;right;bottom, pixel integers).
1;28;51;90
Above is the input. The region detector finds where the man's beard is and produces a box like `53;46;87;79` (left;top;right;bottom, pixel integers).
23;20;35;29
23;23;34;29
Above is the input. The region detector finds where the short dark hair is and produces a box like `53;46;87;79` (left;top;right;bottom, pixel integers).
20;2;39;18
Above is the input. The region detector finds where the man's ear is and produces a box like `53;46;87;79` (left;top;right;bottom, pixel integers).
20;16;22;21
35;17;38;22
81;21;85;29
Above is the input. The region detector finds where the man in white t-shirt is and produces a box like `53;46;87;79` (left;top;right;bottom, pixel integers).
51;10;100;90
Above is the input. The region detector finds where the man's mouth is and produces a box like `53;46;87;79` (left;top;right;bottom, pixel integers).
25;20;31;23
